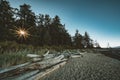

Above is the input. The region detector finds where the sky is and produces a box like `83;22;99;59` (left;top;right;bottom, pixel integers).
8;0;120;47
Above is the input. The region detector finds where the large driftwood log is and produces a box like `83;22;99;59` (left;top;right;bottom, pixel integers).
1;50;83;79
0;51;67;79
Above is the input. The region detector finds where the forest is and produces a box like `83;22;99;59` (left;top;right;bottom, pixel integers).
0;0;101;49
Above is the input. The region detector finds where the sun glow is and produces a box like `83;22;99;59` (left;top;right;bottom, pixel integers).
16;28;29;39
19;30;25;35
13;27;30;40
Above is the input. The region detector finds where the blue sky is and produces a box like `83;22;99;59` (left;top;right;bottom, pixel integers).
8;0;120;47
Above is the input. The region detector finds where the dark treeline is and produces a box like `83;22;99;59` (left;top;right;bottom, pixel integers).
0;0;101;49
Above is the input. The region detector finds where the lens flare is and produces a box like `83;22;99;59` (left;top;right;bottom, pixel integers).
16;29;28;39
12;27;30;40
19;30;25;35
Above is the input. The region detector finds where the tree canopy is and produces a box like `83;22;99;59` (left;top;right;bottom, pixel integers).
0;0;101;49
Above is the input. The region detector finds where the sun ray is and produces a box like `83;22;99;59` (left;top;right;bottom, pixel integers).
11;26;30;40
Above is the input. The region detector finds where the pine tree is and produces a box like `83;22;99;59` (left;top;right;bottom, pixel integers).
36;14;44;26
44;14;51;27
73;30;84;48
15;4;36;44
0;0;14;40
83;31;91;48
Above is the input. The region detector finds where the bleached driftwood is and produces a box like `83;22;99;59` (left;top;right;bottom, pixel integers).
0;50;84;80
27;54;40;58
43;51;50;56
0;52;66;79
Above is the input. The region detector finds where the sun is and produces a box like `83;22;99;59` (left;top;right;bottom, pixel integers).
19;30;25;35
16;28;30;39
17;29;27;36
13;27;30;40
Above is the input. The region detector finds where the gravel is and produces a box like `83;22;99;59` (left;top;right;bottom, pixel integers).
41;52;120;80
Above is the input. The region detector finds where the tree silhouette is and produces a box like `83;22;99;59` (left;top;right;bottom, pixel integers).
73;30;84;49
15;3;36;44
83;32;90;48
0;0;100;49
0;0;14;41
44;14;51;27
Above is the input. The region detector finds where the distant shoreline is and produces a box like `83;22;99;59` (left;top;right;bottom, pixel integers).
99;49;120;61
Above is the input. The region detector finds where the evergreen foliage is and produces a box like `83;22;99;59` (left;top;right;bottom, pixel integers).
0;0;101;49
